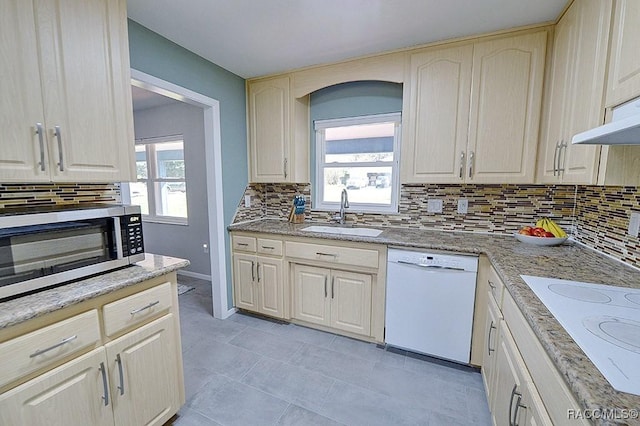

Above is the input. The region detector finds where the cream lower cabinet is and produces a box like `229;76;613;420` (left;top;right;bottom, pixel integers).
0;274;184;426
492;325;551;426
0;0;134;183
105;315;180;426
291;264;372;337
0;348;114;426
482;294;502;409
232;235;284;319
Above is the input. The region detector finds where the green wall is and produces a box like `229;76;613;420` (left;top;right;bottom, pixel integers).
128;20;247;308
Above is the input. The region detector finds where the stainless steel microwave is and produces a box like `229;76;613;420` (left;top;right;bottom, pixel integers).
0;204;144;300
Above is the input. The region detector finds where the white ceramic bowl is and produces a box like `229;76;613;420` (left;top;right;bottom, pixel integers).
514;233;568;246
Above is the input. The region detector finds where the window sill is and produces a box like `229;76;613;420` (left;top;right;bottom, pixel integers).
142;216;188;226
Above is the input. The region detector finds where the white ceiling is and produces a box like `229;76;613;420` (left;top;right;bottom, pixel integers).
127;0;568;79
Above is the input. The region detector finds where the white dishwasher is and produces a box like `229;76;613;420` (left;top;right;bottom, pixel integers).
385;248;478;364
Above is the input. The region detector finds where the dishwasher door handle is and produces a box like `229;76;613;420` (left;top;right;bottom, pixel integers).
395;260;467;272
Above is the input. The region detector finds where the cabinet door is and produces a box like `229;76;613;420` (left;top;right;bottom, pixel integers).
468;31;546;184
561;0;611;184
35;0;134;182
401;45;473;183
248;76;290;182
0;1;50;182
522;380;553;426
105;314;181;426
491;325;529;426
606;0;640;107
330;270;372;336
256;257;284;318
537;5;577;184
292;264;330;327
0;348;114;426
481;293;502;410
233;253;258;312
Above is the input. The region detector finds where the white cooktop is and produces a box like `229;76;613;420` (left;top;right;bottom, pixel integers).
521;275;640;396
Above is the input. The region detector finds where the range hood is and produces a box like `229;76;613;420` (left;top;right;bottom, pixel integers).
572;97;640;145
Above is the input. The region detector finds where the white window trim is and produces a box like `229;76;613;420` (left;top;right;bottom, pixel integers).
314;112;401;214
134;135;188;225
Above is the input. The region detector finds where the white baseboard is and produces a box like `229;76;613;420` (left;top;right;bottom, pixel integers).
177;270;212;281
220;307;237;319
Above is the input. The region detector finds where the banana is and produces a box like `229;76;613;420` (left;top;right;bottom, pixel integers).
546;218;567;238
536;217;567;237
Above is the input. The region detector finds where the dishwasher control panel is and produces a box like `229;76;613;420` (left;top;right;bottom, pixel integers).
388;249;478;272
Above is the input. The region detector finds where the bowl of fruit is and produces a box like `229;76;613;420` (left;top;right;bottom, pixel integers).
515;218;568;246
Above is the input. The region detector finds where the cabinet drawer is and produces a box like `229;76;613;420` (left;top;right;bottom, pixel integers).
232;235;257;252
257;238;283;256
0;310;100;388
487;265;505;308
103;282;173;337
286;241;379;269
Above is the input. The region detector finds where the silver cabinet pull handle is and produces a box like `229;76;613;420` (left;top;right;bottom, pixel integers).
487;321;496;355
468;151;474;178
99;362;109;406
30;335;77;358
35;123;45;171
54;126;64;171
257;262;261;282
130;300;160;315
459;151;465;179
261;246;275;250
283;158;288;179
237;242;249;246
488;280;496;290
553;141;559;176
115;353;125;396
558;140;567;175
324;276;327;298
251;261;255;281
331;277;335;299
508;384;525;426
316;252;337;258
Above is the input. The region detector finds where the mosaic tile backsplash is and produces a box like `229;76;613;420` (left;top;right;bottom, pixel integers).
0;183;121;209
234;183;640;269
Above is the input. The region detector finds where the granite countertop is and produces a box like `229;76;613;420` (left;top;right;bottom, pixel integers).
229;218;640;422
0;254;189;330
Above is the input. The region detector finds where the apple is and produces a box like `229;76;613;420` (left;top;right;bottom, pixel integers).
531;227;546;237
542;231;555;238
518;228;533;236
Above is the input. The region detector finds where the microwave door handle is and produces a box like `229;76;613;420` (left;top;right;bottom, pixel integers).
114;217;124;259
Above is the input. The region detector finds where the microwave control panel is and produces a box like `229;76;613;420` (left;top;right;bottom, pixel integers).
121;214;144;256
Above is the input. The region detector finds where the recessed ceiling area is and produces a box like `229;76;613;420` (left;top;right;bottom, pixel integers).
127;0;568;79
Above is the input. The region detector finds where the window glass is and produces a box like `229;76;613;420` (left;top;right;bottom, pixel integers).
315;113;400;213
128;138;187;223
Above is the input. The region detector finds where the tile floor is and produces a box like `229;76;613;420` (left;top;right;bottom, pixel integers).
168;276;492;426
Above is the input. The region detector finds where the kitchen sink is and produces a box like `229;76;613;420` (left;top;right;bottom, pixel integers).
300;225;383;237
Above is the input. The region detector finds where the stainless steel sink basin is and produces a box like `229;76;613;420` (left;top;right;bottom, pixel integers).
300;225;383;237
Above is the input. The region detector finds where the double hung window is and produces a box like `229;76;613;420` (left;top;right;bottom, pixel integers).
129;136;188;224
314;113;401;213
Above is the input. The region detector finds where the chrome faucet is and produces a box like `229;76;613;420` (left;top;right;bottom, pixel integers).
333;188;350;224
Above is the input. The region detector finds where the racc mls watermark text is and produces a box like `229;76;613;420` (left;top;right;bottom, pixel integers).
568;408;639;421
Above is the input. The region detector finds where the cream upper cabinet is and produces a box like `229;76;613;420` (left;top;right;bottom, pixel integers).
537;0;612;184
0;0;135;183
467;31;546;184
247;76;309;183
606;0;640;107
402;30;546;184
401;45;473;183
0;1;49;182
0;348;114;426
